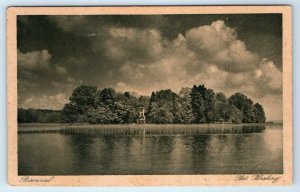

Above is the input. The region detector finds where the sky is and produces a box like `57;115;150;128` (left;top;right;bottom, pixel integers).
17;14;283;121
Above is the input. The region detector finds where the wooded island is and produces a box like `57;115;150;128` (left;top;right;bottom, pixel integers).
18;84;266;124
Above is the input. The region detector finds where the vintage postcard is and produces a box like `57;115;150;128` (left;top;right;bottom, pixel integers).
7;6;292;186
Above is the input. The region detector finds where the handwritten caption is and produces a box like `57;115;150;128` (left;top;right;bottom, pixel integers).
18;175;280;183
235;175;280;183
19;176;55;182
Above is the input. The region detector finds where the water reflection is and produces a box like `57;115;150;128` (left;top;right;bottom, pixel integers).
69;134;95;160
18;124;282;175
190;135;211;173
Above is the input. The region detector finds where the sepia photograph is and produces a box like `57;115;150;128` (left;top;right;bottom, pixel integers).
7;6;292;186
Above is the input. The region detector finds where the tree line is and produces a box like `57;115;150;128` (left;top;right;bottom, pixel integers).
18;84;266;124
18;108;61;123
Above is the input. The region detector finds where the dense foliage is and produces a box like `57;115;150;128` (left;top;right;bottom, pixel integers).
18;84;266;124
18;108;61;123
61;86;147;124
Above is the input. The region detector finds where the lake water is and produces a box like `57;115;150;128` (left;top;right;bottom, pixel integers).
18;124;283;175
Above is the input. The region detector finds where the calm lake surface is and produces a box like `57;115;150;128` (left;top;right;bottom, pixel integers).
18;124;283;175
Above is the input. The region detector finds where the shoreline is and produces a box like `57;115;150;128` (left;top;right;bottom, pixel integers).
17;123;273;135
18;123;268;128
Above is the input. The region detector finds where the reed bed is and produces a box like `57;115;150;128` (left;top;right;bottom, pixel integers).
18;123;266;135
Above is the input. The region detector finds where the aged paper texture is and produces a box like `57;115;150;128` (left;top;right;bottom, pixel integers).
7;6;292;186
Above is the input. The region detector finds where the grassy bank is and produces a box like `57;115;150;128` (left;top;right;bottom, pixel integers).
18;123;266;135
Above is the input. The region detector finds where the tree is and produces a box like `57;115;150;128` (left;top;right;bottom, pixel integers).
97;88;116;105
18;108;61;123
228;105;243;124
155;89;177;101
86;106;119;124
213;101;226;122
177;88;195;124
86;89;140;124
149;91;156;103
146;89;178;123
138;96;150;108
18;108;38;123
254;103;266;123
191;85;206;123
214;92;233;122
61;85;97;123
216;92;226;102
203;88;217;123
229;93;256;123
112;101;137;123
61;103;83;123
69;85;97;108
147;103;174;124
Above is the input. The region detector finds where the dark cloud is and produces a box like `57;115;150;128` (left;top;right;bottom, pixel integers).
17;16;93;63
17;14;283;120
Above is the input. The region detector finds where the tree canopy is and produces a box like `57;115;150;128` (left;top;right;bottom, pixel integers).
18;84;266;124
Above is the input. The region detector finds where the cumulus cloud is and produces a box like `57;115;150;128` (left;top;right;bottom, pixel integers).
257;58;282;91
185;20;260;73
18;49;51;70
110;20;282;96
113;33;198;93
56;65;68;75
50;76;78;90
18;79;38;93
187;61;281;98
17;49;80;108
114;81;144;95
66;77;76;84
104;27;167;63
20;93;69;110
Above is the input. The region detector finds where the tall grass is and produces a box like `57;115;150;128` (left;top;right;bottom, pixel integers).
18;123;266;135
